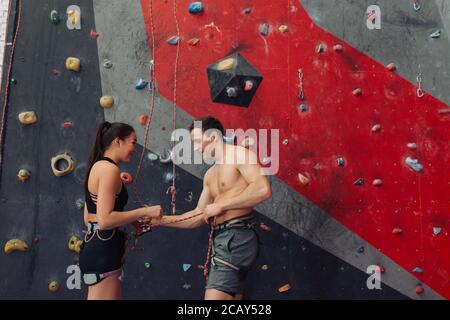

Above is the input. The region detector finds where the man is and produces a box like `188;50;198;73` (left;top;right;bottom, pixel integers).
162;116;272;300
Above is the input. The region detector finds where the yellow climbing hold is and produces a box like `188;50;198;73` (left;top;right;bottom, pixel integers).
100;95;114;109
17;169;31;182
65;57;81;72
48;281;59;293
4;239;29;254
68;235;83;253
51;153;75;177
18;111;37;125
217;58;236;71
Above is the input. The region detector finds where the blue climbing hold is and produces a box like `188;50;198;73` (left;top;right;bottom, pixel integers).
135;78;148;90
405;157;423;172
183;264;192;272
167;36;180;45
188;2;203;14
412;267;423;273
433;227;442;236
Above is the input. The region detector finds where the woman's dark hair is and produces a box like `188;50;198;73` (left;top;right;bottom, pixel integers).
85;121;135;189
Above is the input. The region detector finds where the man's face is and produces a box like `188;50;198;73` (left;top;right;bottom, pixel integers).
191;128;213;154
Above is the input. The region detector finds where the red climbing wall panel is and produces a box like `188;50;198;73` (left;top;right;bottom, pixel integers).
140;0;450;297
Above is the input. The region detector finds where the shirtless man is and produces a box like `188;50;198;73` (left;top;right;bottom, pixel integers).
162;116;272;300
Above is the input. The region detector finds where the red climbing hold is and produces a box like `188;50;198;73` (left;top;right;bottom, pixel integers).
62;121;73;129
392;228;403;235
333;44;343;52
120;172;133;184
416;286;424;295
260;223;272;232
90;29;100;38
376;266;385;274
187;38;200;46
352;88;362;97
139;115;149;126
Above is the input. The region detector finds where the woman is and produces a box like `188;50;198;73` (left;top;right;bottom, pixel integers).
79;121;162;300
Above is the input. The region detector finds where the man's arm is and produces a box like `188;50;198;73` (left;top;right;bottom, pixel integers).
161;175;213;229
204;149;272;218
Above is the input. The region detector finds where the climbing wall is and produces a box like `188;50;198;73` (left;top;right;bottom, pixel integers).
0;0;448;299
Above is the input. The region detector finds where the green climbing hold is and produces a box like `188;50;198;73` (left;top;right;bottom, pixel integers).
183;264;192;272
75;199;84;210
50;10;60;24
11;78;17;85
145;262;151;269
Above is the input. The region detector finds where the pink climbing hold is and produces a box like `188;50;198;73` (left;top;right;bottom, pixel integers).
244;80;254;92
372;179;383;186
386;63;397;72
371;124;381;132
352;88;362;97
90;29;100;38
392;228;403;235
333;44;343;52
376;266;385;274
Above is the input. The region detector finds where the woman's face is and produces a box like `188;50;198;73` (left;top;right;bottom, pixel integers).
119;131;137;163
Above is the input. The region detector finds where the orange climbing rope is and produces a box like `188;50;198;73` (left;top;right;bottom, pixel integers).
0;0;22;178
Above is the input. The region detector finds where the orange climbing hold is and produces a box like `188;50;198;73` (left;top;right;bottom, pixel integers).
278;284;291;293
416;286;424;295
139;115;149;126
90;29;99;38
120;172;133;184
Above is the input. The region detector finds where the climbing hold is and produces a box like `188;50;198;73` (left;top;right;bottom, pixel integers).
413;267;423;274
241;137;255;148
52;69;60;76
100;95;114;109
278;25;288;33
226;87;238;98
412;0;421;11
51;153;75;177
18;111;37;125
160;150;173;164
354;178;364;186
147;152;158;161
68;235;83;254
61;121;73;129
372;179;383;186
352;88;362;97
407;143;417;150
405;157;423;173
207;53;263;107
376;266;385;274
217;58;236;71
103;59;113;69
357;246;364;253
386;63;397;72
433;227;442;236
135;78;148;90
167;36;180;45
337;157;345;167
438;109;450;115
317;44;325;53
164;172;173;183
32;236;39;244
371;124;382;132
17;169;31;182
243;80;254;92
145;262;151;269
183;264;192;272
48;281;59;293
333;44;343;52
261;265;269;271
298;173;310;186
139;115;149;126
299;104;308;113
11;78;17;85
243;8;252;14
259;223;272;232
430;30;441;39
66;5;81;30
187;38;200;46
415;286;424;295
188;2;203;14
392;228;403;235
282;139;289;145
50;10;60;24
120;172;133;185
278;284;291;293
182;283;192;290
259;23;269;36
75;198;84;210
65;57;81;72
90;29;99;38
4;239;28;254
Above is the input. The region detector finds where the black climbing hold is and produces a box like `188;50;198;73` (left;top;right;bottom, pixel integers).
357;246;364;253
337;157;345;167
243;7;252;14
206;53;263;108
299;104;308;113
354;178;364;186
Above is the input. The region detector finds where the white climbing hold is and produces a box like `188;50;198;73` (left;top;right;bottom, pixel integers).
66;5;81;30
405;157;423;172
407;143;417;150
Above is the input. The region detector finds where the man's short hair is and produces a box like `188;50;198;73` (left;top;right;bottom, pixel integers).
189;116;225;136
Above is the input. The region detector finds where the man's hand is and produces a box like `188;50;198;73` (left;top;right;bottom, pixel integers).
204;203;224;223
